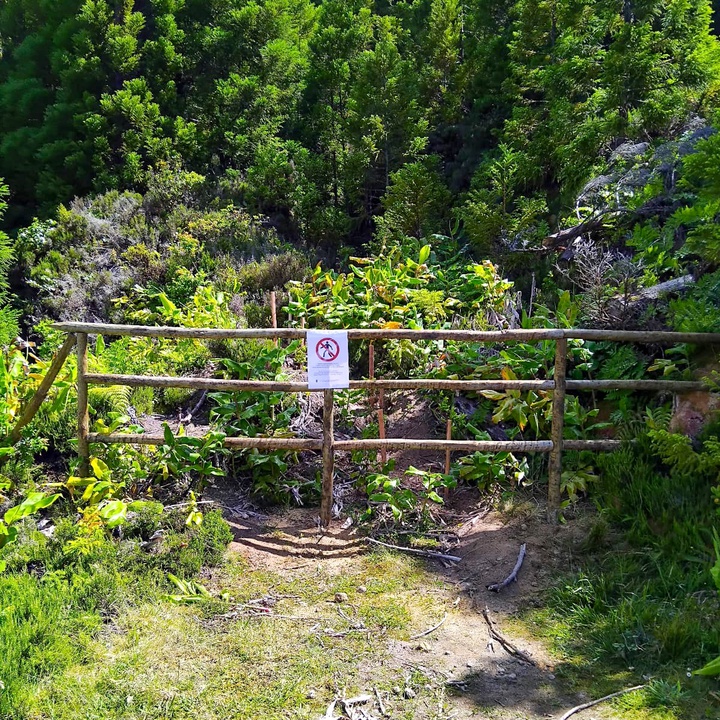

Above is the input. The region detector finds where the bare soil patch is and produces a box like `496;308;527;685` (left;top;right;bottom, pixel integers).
218;498;604;719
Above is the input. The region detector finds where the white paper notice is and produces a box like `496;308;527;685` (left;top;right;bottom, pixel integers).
307;330;350;389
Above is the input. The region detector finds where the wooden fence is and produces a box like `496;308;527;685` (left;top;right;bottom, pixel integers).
8;322;720;526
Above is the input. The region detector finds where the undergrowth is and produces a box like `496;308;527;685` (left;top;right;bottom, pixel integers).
0;510;233;718
11;550;447;720
523;438;720;719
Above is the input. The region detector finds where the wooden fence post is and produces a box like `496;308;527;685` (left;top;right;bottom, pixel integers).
8;334;77;445
76;332;90;477
320;388;335;528
368;343;387;464
270;291;278;347
547;338;567;523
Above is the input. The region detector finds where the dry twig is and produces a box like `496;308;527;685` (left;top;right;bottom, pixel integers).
366;537;462;563
558;684;646;720
481;606;536;665
409;613;448;640
487;543;526;592
373;687;386;716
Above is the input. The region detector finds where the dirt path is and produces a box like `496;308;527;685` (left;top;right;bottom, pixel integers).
149;392;622;717
222;504;608;720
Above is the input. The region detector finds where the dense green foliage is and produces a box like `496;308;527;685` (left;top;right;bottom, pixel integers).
0;181;18;346
1;0;720;715
1;0;719;253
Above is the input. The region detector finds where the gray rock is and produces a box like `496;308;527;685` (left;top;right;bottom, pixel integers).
610;142;649;165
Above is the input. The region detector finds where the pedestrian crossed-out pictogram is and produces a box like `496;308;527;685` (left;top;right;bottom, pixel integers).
315;337;340;362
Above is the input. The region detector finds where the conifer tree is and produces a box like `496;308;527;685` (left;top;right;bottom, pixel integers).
0;181;19;347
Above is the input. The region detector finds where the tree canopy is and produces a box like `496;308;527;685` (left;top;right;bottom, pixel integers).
1;0;717;251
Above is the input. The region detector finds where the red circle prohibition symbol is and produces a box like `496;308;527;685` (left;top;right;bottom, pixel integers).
315;337;340;362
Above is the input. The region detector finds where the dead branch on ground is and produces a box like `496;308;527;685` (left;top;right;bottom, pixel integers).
481;606;536;665
487;543;526;592
558;684;646;720
366;537;462;563
409;613;448;640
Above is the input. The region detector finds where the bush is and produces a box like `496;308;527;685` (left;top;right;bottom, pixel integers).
0;505;235;714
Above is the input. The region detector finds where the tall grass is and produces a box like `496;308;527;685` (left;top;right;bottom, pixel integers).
528;438;719;710
0;510;233;718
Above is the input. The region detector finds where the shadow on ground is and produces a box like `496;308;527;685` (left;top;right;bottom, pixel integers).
216;499;603;719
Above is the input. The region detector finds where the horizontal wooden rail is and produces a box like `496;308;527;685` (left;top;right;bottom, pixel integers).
564;439;622;450
88;373;709;395
53;321;720;344
54;322;563;341
87;373;311;393
333;439;553;452
563;329;720;343
565;379;707;392
86;372;557;393
88;433;323;450
15;321;716;529
88;434;623;453
87;434;625;451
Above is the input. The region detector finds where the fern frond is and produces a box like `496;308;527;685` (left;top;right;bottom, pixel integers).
598;346;646;381
645;406;672;431
89;385;131;414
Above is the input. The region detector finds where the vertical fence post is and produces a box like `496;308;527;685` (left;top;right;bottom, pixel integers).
76;332;90;477
270;291;278;348
320;388;335;528
547;337;567;523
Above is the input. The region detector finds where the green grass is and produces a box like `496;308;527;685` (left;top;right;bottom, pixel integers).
1;501;449;720
12;551;447;720
0;510;233;719
518;441;720;720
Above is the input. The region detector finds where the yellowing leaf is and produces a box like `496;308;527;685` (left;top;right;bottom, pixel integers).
90;457;110;480
480;390;506;401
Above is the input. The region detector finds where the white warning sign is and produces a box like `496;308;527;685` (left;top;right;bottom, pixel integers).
307;330;350;389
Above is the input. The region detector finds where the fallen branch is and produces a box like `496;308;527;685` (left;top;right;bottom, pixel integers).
241;612;322;621
366;537;462;563
543;212;610;248
188;389;208;420
409;613;448;640
325;627;371;638
456;508;491;534
481;606;536;665
558;684;646;720
487;543;526;592
323;699;338;720
373;687;386;716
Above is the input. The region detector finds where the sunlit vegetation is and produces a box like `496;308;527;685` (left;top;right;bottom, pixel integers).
0;0;719;717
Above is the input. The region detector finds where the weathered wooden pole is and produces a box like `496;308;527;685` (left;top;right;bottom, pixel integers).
270;291;277;329
377;395;387;464
320;388;335;528
445;392;456;477
270;291;278;348
8;334;77;444
443;417;453;501
547;338;567;523
76;332;90;477
444;419;452;474
368;343;387;464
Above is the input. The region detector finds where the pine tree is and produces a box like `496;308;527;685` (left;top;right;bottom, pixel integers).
504;0;720;201
0;181;19;347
